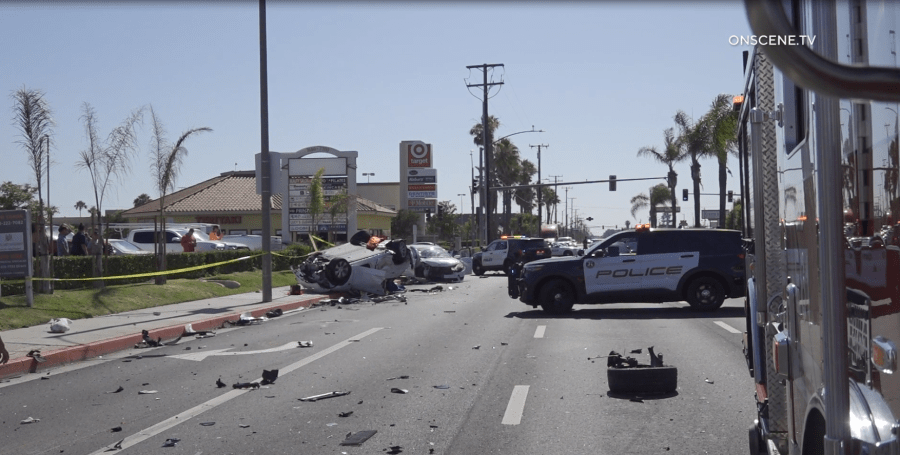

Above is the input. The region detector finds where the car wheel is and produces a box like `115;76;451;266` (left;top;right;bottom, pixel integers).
539;279;575;314
324;258;351;285
563;251;573;256
387;240;409;265
607;365;677;394
472;260;484;276
687;276;726;311
422;264;431;279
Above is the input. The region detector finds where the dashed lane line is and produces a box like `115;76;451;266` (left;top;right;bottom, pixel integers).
501;385;530;425
534;325;546;338
87;327;383;455
714;321;742;334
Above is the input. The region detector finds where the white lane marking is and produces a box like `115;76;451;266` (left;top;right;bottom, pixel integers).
534;325;546;338
501;385;530;425
87;328;383;455
714;321;741;334
170;342;300;361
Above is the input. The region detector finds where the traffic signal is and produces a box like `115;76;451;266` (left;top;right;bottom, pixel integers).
609;175;616;191
438;205;444;217
426;209;432;221
667;171;677;189
682;189;689;201
727;190;733;202
472;178;479;194
586;217;593;222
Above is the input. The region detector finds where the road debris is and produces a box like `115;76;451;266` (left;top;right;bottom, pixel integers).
200;422;216;426
705;378;715;384
340;430;377;446
261;369;279;385
239;424;250;428
49;317;72;333
386;375;409;380
298;341;314;347
162;438;180;447
299;391;350;402
472;345;481;350
26;350;47;363
265;308;284;318
233;382;261;389
106;386;124;394
138;390;158;394
433;385;450;389
390;388;409;394
237;312;268;325
105;439;124;451
216;378;227;388
339;411;354;417
183;324;215;337
110;426;122;432
20;417;40;424
386;446;403;454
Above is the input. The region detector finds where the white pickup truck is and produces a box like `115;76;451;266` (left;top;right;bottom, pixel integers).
220;234;283;251
127;228;246;253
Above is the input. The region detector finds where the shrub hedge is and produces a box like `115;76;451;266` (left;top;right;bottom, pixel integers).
0;244;313;296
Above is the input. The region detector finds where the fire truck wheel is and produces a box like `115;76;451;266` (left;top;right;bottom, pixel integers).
472;260;485;276
324;258;351;286
607;365;677;394
748;423;765;455
686;276;725;311
539;279;575;314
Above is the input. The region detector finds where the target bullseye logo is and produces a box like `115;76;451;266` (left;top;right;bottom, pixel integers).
407;143;432;168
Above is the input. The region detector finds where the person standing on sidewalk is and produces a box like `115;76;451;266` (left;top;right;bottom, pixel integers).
181;228;197;252
0;335;9;364
71;223;88;256
56;225;70;256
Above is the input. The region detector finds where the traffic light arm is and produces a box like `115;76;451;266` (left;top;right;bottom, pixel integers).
492;176;667;191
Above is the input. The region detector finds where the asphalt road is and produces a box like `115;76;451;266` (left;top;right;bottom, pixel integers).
0;273;755;455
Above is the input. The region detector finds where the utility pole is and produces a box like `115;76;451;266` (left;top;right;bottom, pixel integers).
548;175;562;224
529;144;548;228
466;63;504;244
564;187;571;236
258;0;272;303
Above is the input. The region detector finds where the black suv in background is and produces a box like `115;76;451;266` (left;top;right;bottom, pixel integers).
511;227;745;313
472;236;551;276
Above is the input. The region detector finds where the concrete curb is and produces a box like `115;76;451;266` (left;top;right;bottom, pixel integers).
0;295;326;380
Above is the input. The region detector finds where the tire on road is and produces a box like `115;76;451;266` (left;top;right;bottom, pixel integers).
472;260;485;276
539;279;576;314
386;240;410;265
686;276;726;311
324;258;351;286
607;365;678;394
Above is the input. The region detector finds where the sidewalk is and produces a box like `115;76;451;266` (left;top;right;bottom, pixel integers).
0;286;326;380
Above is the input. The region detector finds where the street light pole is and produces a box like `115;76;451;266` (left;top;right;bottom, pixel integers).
363;172;374;183
530;144;548;230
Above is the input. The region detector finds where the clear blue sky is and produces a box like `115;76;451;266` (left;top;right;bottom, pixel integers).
1;1;753;233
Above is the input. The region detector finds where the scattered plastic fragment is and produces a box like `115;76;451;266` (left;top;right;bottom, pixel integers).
105;439;124;451
138;390;158;394
390;388;408;394
299;391;350;401
386;375;409;380
261;369;279;385
386;446;403;454
162;438;180;447
110;426;122;432
233;382;260;389
239;424;250;428
339;411;353;417
237;312;268;325
216;378;227;388
472;345;481;350
20;417;40;424
501;342;508;346
705;379;715;384
433;385;450;390
26;350;47;363
40;376;50;380
183;324;215;337
340;430;377;446
106;386;124;394
298;340;314;348
200;422;215;426
327;423;338;427
265;308;284;318
630;348;643;354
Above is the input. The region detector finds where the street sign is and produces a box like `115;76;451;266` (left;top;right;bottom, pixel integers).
656;206;681;213
702;209;723;220
0;210;31;278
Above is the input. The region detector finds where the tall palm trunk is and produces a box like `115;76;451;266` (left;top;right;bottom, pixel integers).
692;159;701;227
718;157;727;228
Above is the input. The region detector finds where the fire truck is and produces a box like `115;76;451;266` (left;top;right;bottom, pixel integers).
738;1;900;454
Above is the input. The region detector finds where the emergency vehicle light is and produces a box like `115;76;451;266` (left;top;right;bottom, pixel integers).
501;235;525;239
872;336;897;374
635;224;651;232
732;95;744;112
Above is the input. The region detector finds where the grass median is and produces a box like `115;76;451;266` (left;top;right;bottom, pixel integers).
0;270;299;332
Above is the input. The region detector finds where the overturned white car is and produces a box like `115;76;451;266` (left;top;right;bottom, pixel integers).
291;232;415;295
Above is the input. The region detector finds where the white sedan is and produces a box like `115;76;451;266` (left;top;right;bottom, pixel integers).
550;242;583;257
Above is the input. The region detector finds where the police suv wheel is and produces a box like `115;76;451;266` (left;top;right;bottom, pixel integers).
687;277;725;311
563;250;573;256
473;260;484;276
539;279;575;314
324;258;351;286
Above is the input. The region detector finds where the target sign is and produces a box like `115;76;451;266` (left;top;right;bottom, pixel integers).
407;143;432;168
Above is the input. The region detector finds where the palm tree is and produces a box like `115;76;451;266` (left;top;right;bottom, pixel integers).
542;187;560;223
514;159;537;214
149;105;211;284
74;200;87;216
704;94;739;228
674;111;712;227
133;193;151;207
12;87;54;294
637;127;685;227
629;184;672;227
493;138;523;232
469;116;501;219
